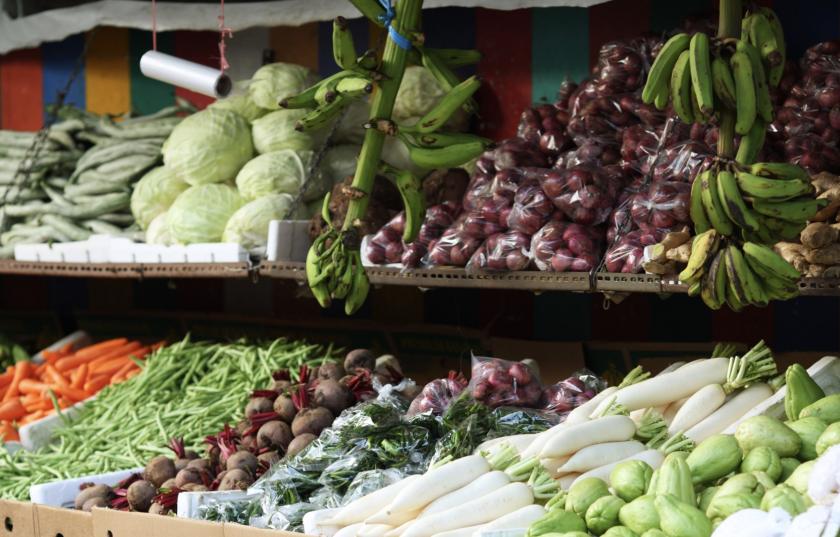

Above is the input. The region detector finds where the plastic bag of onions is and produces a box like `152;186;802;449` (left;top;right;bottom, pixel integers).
466;230;533;273
506;181;554;235
363;212;405;265
603;228;664;273
530;220;603;272
541;165;621;226
629;180;691;232
401;202;460;268
469;356;543;408
424;216;484;267
406;371;468;416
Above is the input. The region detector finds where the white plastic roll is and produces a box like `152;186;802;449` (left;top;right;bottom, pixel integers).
139;50;232;98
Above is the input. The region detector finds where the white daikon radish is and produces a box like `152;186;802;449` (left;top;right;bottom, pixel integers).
520;427;564;459
662;396;689;424
657;361;685;376
357;525;395;537
540;455;571;478
335;523;365;537
304;509;343;537
590;358;730;417
366;508;420;527
383;455;491;516
686;383;773;442
564;386;618;426
475;504;547;535
571;449;665;488
326;475;421;525
557;440;646;473
431;526;486;537
540;415;636;459
384;519;415;537
401;483;533;537
419;471;510;518
558;473;580;490
667;383;726;436
475;434;537;457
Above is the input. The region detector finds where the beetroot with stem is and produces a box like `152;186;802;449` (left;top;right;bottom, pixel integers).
226;450;259;475
144;456;176;488
258;450;281;466
344;349;375;374
205;424;240;465
74;484;113;510
273;394;297;423
174;467;202;488
245;397;274;419
313;378;353;415
343;369;375;401
127;480;157;512
219;469;253;491
257;420;293;451
82;497;108;512
317;361;345;381
292;407;334;437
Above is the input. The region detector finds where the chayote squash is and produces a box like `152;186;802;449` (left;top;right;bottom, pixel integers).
611;460;653;503
786;416;827;461
816;421;840;456
640;530;667;537
655;453;695;505
557;533;590;537
740;446;782;481
799;393;840;423
687;434;742;485
705;492;760;522
779;457;801;482
735;416;801;457
697;486;718;513
618;495;660;535
603;527;639;537
566;477;610;517
760;484;808;516
655;494;712;537
586;495;625;535
528;508;587;537
784;460;815;495
716;472;765;498
785;364;825;421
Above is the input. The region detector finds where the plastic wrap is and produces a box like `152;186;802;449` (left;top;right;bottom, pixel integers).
468;356;543;408
517;104;572;160
466;230;533;272
506;180;555;234
540;369;607;415
604;228;664;273
401;202;460;268
629;180;691;231
541;165;622;225
530;220;603;272
424;216;484;267
406;371;468;416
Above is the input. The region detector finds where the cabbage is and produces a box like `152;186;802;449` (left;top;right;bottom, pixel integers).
251;109;327;154
236;149;313;201
145;211;172;245
209;81;269;123
334;99;370;144
249;62;319;111
167;183;244;244
222;194;294;249
302;144;361;202
163;108;254;186
130;166;189;230
393;66;467;130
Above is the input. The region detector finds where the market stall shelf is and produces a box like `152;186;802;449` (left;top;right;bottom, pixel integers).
0;261;251;279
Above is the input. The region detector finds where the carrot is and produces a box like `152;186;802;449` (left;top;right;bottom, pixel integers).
0;421;17;441
0;398;26;421
91;357;132;377
124;369;141;380
71;364;88;390
34;363;47;377
0;370;14;389
83;375;110;394
87;342;143;366
49;384;88;403
44;364;71;390
19;410;46;425
3;362;31;402
58;397;73;409
60;342;75;355
54;340;135;373
110;361;138;385
18;379;48;395
73;338;129;360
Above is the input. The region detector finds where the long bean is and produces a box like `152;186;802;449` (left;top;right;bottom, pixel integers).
0;337;332;500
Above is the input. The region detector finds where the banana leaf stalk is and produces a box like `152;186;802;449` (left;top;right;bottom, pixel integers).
716;0;742;158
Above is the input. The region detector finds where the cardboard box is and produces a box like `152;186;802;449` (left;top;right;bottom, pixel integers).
0;500;37;537
35;504;92;537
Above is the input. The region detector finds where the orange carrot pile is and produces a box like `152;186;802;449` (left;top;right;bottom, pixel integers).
0;337;163;442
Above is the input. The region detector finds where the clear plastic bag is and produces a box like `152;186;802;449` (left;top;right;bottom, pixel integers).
466;230;533;272
406;371;468;416
364;212;406;265
604;228;664;273
517;104;573;160
629;180;692;231
540;369;606;415
468;355;543;408
424;216;484;267
530;220;603;272
506;180;555;235
401;202;460;268
541;165;622;226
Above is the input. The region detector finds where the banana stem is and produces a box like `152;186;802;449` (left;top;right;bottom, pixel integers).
718;0;742;39
342;0;423;235
718;108;736;159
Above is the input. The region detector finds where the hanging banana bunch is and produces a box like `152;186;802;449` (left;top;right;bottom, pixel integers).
286;0;488;314
641;4;820;310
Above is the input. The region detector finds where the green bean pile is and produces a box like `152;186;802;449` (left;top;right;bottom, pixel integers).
0;336;332;500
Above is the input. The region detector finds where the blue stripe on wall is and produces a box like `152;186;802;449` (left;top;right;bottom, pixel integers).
531;7;589;104
41;34;86;119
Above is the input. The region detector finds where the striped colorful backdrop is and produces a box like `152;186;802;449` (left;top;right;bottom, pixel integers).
3;0;840;135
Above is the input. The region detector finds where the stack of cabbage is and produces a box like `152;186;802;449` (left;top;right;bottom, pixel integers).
134;62;364;251
0;104;190;258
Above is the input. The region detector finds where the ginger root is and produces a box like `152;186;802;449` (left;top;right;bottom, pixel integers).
804;243;840;265
813;187;840;222
801;222;838;249
666;243;692;263
823;265;840;279
811;171;840;195
807;264;827;278
775;242;810;273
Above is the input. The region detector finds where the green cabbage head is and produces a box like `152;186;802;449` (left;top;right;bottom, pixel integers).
251;109;326;154
222;194;294;249
208;81;269;122
236;149;313;201
130;166;189;230
249;62;319;110
145;211;172;245
167;183;244;244
163;108;254;186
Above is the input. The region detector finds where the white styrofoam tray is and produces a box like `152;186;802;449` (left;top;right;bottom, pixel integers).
15;236;248;263
723;355;840;433
266;220;311;263
29;467;142;508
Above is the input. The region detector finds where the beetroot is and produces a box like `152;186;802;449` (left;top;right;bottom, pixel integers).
344;349;375;374
219;469;252;491
273;394;297;424
126;480;156;512
245;397;274;419
258;450;281;466
256;420;293;451
291;407;333;437
317;361;345;382
226;450;258;476
74;484;112;510
144;456;176;488
174;467;202;488
313;378;354;415
286;433;316;458
82;497;108;512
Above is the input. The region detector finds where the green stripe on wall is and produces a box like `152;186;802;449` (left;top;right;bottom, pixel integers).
129;30;175;115
650;0;711;33
531;7;589;104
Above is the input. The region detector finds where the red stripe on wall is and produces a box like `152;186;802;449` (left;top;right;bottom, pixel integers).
475;8;532;141
588;0;652;67
0;48;43;131
173;30;220;110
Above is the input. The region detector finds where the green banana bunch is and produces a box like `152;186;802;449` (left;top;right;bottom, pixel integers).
742;9;786;87
642;33;691;106
380;163;425;242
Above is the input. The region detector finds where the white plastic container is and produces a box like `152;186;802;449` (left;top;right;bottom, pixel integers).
29;467;143;508
266;220;311;263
